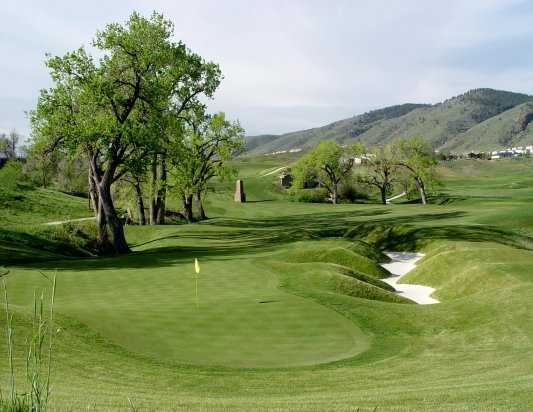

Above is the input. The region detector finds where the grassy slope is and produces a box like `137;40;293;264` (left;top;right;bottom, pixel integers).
245;103;428;154
357;88;532;149
0;175;95;264
443;101;533;152
3;158;533;409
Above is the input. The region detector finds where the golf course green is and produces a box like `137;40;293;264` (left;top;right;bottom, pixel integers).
3;157;533;410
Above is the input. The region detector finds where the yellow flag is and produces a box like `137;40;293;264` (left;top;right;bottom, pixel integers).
194;258;200;274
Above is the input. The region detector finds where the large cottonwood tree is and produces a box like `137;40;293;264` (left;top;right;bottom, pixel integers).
30;12;220;253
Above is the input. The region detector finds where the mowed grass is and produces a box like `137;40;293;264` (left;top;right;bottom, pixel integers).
5;253;368;368
3;157;533;409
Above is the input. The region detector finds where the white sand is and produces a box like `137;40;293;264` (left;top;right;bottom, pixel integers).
381;252;439;305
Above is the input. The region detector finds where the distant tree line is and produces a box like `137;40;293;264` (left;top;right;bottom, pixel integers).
292;137;439;205
0;130;21;160
28;12;244;254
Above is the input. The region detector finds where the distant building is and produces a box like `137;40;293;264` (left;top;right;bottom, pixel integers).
353;155;371;165
279;171;293;188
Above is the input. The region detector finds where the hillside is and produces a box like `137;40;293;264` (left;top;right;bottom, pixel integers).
245;103;428;154
247;89;533;154
442;101;533;152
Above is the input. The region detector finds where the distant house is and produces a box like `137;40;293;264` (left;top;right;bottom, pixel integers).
279;171;293;188
353;155;371;165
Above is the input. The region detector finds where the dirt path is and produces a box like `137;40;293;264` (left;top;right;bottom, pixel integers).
44;217;95;226
260;166;285;177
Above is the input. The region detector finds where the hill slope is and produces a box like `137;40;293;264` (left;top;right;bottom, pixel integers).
442;101;533;152
245;103;428;154
247;89;533;154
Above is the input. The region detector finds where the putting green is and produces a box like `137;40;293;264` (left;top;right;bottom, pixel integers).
6;256;369;368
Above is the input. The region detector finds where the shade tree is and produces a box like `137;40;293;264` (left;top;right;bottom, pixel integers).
168;111;244;221
30;12;220;253
392;137;438;205
293;141;356;204
356;144;399;205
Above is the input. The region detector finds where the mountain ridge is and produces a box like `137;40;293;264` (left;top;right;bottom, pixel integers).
246;88;533;154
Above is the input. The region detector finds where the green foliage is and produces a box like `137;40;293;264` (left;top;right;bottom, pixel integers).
169;112;244;198
29;11;223;250
288;187;329;203
392;137;440;203
355;144;399;203
0;223;99;265
338;180;371;203
0;161;25;192
293;141;355;204
7;101;533;409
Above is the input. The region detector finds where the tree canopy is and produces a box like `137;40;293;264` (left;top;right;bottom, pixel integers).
293;141;356;204
30;11;222;253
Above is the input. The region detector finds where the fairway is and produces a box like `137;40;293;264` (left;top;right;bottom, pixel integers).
5;5;533;410
4;158;533;410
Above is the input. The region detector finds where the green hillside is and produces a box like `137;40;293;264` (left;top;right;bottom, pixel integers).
245;103;428;154
443;101;533;152
247;89;533;154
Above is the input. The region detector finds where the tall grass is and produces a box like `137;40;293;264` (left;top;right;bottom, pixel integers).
1;270;57;412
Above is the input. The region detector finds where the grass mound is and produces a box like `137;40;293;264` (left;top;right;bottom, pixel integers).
275;241;391;278
345;222;533;252
345;239;391;262
272;261;410;304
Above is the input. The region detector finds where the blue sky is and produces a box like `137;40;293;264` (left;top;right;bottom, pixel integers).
2;0;533;138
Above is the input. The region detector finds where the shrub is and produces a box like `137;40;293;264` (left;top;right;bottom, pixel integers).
339;182;370;203
289;188;329;203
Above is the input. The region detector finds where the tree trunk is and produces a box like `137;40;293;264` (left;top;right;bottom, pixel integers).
183;195;194;222
88;170;98;212
196;191;207;220
380;187;388;205
149;154;167;225
133;179;146;225
417;178;427;205
98;182;130;254
96;197;109;247
156;155;167;224
331;186;338;205
89;170;109;248
149;154;158;225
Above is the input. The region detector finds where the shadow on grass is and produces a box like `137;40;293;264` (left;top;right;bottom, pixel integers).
6;205;533;271
8;209;463;270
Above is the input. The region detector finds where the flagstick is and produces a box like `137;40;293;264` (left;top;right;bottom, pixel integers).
195;274;199;309
194;258;201;309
